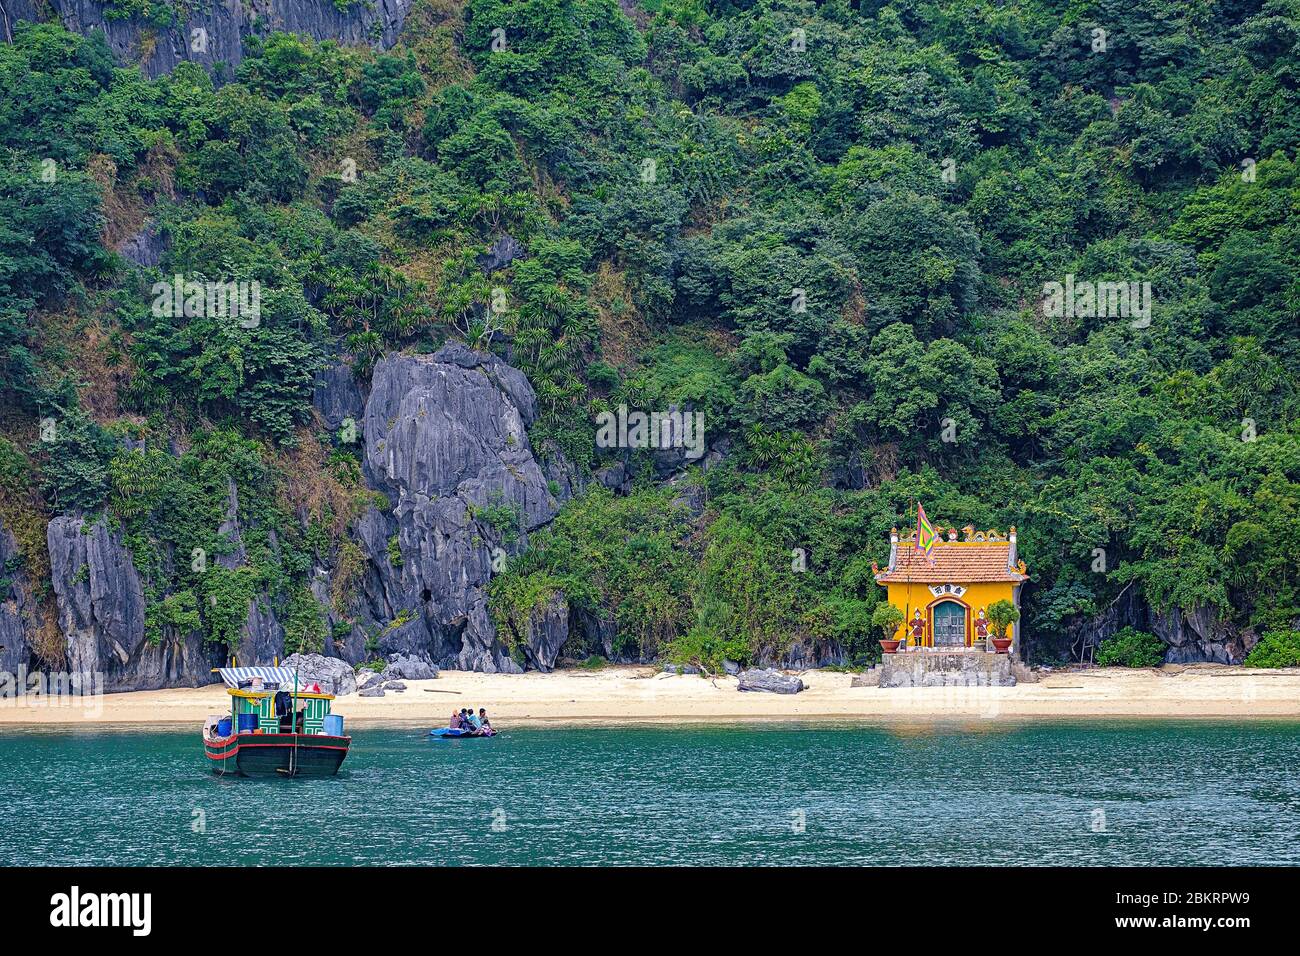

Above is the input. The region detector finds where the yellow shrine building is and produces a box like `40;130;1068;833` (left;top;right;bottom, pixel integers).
873;525;1028;654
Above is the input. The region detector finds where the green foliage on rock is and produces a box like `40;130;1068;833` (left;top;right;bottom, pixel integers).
3;1;1300;670
1095;627;1167;668
1243;631;1300;669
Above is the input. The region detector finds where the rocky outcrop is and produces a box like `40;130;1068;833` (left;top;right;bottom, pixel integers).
47;516;216;690
0;518;32;675
116;220;165;268
737;668;804;694
1057;587;1257;665
571;606;617;659
380;652;438;681
779;638;845;670
2;0;409;79
313;362;365;432
215;479;287;665
522;591;569;672
282;652;356;695
476;234;526;273
354;343;560;672
1152;606;1256;665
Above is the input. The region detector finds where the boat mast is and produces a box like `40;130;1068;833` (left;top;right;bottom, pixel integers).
291;662;300;774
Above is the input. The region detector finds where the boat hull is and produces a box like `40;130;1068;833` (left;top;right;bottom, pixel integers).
204;733;350;778
430;727;496;738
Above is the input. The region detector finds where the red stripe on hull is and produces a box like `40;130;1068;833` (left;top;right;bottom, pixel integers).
203;734;351;777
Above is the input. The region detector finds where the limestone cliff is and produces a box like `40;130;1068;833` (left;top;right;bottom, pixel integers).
0;0;408;78
352;343;561;672
46;515;218;690
0;518;34;676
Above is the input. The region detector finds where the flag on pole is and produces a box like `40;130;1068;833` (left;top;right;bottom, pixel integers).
916;503;938;564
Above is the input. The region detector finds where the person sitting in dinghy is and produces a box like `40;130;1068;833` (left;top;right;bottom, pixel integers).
448;710;463;730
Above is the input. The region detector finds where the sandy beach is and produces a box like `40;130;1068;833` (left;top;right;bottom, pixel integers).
2;664;1299;727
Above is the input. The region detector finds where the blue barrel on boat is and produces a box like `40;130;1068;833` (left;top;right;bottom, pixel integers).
216;717;232;737
237;712;259;734
323;714;344;737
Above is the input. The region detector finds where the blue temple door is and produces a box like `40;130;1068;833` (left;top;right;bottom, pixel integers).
932;601;967;647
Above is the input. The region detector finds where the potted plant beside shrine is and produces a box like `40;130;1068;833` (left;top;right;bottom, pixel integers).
872;603;905;655
987;599;1020;654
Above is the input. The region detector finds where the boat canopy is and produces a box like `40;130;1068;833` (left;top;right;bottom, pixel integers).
217;666;301;689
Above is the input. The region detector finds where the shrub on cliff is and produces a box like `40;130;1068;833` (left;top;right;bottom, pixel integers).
1096;627;1167;668
1243;631;1300;669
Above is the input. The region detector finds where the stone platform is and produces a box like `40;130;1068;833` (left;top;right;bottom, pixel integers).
857;649;1016;688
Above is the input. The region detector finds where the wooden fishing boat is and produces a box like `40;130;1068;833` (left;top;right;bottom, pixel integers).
203;667;350;778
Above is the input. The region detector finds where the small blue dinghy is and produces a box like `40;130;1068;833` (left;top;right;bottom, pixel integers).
430;727;496;739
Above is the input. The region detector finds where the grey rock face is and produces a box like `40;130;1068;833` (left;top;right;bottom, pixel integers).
241;597;286;666
356;344;558;672
594;462;631;495
380;653;438;681
5;0;409;79
116;220;165;268
355;669;384;691
0;518;32;675
1059;588;1255;665
572;606;617;659
214;479;286;665
1153;606;1255;664
737;668;804;694
779;639;844;670
358;684;385;697
313;362;365;432
281;652;357;696
47;516;215;690
537;439;580;505
476;235;526;273
522;591;569;672
382;679;406;691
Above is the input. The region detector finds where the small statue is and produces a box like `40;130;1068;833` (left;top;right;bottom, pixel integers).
974;608;989;644
909;609;926;647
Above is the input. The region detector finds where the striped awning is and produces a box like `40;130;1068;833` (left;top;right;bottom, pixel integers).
218;667;300;689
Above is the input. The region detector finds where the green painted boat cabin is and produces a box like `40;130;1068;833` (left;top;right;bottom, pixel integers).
218;667;337;735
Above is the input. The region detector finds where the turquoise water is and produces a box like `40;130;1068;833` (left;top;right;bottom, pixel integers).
2;721;1298;866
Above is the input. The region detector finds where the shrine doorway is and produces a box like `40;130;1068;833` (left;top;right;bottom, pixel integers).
930;600;968;647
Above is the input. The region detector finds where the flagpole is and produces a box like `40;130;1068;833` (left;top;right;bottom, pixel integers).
904;498;914;650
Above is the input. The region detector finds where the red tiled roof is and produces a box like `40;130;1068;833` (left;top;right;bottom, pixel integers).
876;541;1027;584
